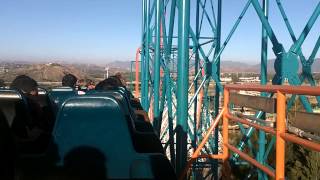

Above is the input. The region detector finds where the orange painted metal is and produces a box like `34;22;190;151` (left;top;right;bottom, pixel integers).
192;108;224;158
196;89;203;128
225;84;320;96
179;84;320;179
149;98;153;120
179;109;224;180
226;144;275;178
222;89;229;160
280;133;320;152
135;48;140;97
276;91;286;180
196;69;205;128
179;154;224;180
214;84;320;180
226;113;276;135
198;154;224;159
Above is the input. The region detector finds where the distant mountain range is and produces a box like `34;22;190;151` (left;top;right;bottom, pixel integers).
0;63;86;82
106;60;132;70
0;61;132;82
104;59;320;73
0;58;319;79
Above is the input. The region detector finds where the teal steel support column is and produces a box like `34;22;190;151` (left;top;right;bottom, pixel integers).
144;0;151;111
234;0;317;164
193;0;200;153
250;0;283;55
141;0;146;108
260;0;268;88
153;0;162;135
258;0;268;179
275;0;307;65
290;2;320;54
309;35;320;64
232;0;283;162
168;0;176;50
192;0;200;177
176;0;190;176
213;0;222;179
165;69;176;167
210;0;251;65
166;0;176;166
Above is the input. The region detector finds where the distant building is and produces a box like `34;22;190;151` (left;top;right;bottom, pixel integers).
0;66;8;73
46;62;62;66
239;90;261;96
239;76;260;83
220;77;232;82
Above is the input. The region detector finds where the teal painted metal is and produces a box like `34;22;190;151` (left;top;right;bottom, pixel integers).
249;1;318;112
289;2;320;54
275;0;320;108
260;0;268;88
139;0;319;179
210;0;251;66
213;0;221;179
153;0;162;135
141;0;146;109
258;0;268;179
176;0;190;176
309;35;320;65
165;68;176;167
36;91;176;179
250;0;283;53
232;0;319;168
163;0;176;166
263;136;275;162
144;0;150;111
192;1;200;177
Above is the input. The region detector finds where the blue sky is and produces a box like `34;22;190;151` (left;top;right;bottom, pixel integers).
0;0;319;64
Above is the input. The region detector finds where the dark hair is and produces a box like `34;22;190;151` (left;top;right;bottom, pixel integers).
95;77;123;91
62;74;78;88
110;75;126;86
10;75;38;94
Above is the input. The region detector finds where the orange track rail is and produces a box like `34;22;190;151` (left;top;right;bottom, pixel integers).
180;84;320;180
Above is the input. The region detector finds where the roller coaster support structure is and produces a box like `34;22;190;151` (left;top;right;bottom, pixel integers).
138;0;320;179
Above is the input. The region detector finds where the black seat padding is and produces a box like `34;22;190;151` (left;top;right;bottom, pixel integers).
0;109;15;180
0;90;24;126
0;90;53;155
0;90;31;137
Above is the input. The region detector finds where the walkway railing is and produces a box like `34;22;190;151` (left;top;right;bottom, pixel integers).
180;84;320;180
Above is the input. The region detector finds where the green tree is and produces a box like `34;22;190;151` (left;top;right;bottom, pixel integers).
231;73;239;83
286;100;320;179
